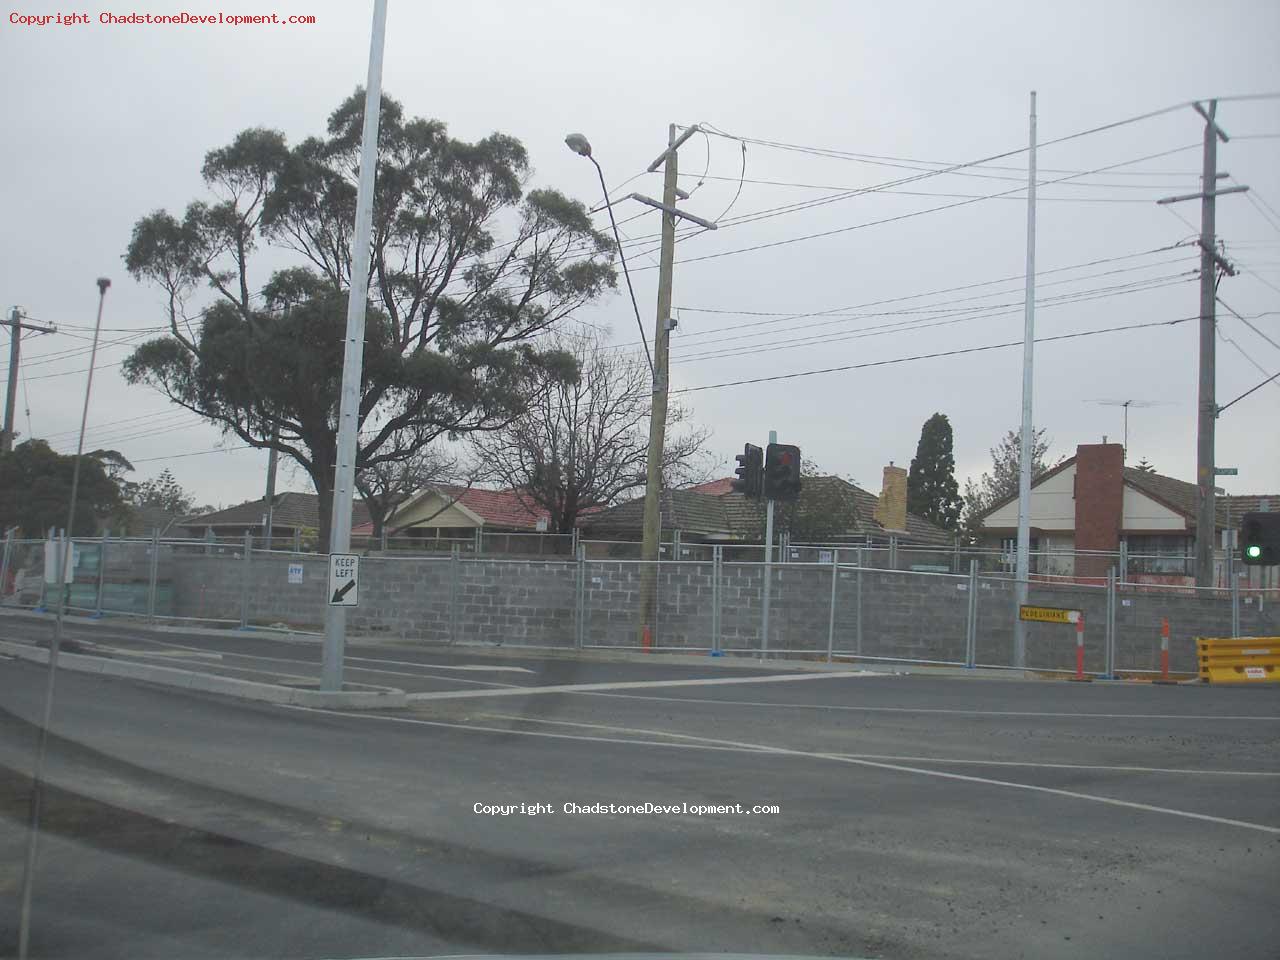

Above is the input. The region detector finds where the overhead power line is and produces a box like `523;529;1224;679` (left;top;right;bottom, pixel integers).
1217;298;1280;353
128;444;255;464
1218;327;1280;395
35;408;199;442
639;144;1200;271
669;242;1192;336
669;274;1196;365
674;315;1196;394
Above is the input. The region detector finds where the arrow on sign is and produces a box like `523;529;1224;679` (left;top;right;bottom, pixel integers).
331;579;356;603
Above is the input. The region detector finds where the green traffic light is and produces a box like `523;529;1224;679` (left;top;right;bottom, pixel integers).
1245;544;1262;560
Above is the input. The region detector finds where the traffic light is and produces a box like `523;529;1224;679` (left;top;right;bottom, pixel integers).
731;443;763;498
763;443;802;501
1240;512;1280;566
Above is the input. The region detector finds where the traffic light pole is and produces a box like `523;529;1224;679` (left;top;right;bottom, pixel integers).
760;429;776;660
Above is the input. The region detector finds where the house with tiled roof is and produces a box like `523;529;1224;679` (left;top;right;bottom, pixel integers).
176;492;370;542
120;504;186;537
579;465;953;556
973;442;1278;586
364;484;551;539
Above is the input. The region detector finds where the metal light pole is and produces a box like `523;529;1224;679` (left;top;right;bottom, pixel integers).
1014;91;1037;669
563;133;653;377
18;278;110;960
321;0;388;692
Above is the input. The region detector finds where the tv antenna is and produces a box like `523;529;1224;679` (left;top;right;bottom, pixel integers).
1087;399;1175;462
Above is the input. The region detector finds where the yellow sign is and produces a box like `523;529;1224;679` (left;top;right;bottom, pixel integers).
1019;605;1080;624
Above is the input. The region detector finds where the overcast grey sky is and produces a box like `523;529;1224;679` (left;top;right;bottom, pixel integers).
3;0;1278;509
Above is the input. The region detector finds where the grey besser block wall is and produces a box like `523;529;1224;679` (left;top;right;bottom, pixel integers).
162;553;1275;669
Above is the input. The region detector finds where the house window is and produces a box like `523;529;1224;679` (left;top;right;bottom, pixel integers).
1000;537;1041;573
1126;535;1192;576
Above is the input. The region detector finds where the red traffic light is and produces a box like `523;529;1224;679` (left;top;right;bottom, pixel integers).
763;443;802;501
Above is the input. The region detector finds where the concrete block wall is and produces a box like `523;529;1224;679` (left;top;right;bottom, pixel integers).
975;579;1110;673
714;563;971;661
157;552;1276;670
840;569;970;662
454;559;577;646
1113;588;1278;673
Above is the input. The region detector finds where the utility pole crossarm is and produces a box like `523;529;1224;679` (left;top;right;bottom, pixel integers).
626;193;719;230
646;125;700;173
1157;184;1249;205
2;312;57;335
1192;101;1230;142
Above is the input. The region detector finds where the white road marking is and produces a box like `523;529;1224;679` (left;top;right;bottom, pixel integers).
345;655;535;675
91;644;223;660
281;704;1280;836
583;690;1280;722
89;634;521;688
91;629;534;673
402;669;878;701
479;713;1280;777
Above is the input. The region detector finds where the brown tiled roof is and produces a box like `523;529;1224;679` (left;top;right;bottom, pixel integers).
580;488;732;536
976;457;1252;532
179;492;369;532
126;505;183;536
1224;494;1279;530
581;476;953;545
763;476;953;546
1124;468;1198;521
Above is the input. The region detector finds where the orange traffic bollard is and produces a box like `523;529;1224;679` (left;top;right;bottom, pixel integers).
642;625;652;653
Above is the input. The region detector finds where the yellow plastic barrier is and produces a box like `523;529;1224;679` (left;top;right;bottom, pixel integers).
1197;637;1280;684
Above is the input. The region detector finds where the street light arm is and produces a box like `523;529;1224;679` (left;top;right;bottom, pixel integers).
588;155;655;378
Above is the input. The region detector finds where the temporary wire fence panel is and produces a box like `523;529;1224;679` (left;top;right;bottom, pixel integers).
4;537;1267;670
427;557;574;648
1;540;47;608
580;561;653;649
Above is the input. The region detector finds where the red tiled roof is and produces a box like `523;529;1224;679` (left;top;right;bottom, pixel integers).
386;485;548;531
687;478;735;496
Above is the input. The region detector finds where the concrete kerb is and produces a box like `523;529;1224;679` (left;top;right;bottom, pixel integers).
1;606;1120;682
0;639;407;710
0;607;1033;679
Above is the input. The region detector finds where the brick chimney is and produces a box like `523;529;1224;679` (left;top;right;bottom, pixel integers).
874;461;909;532
1074;442;1124;579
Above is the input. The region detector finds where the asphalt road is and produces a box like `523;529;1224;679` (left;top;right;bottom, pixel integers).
1;616;1278;960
